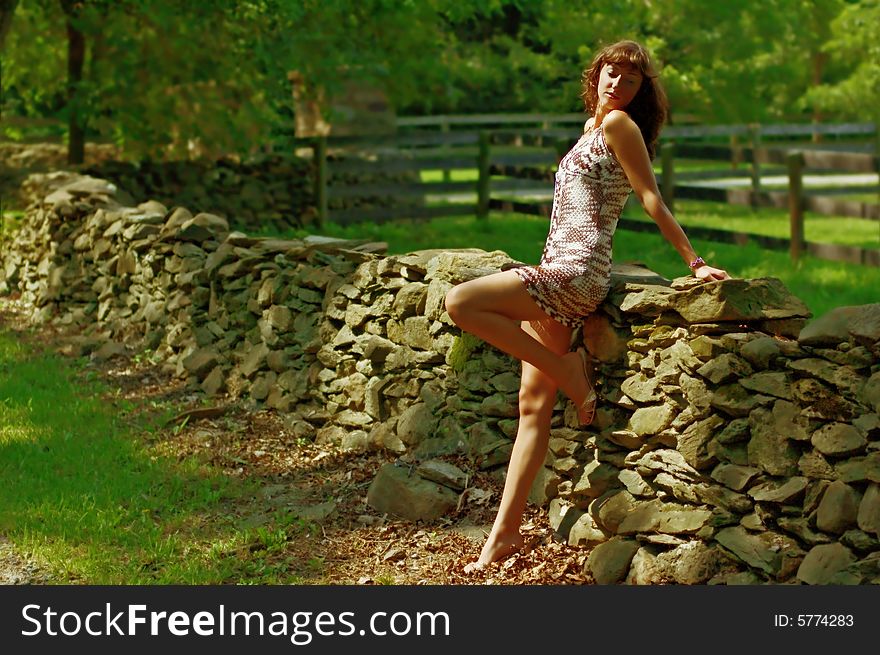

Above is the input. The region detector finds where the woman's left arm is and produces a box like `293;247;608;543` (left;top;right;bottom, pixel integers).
603;111;730;281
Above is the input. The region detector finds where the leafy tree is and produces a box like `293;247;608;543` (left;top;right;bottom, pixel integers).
802;0;880;123
1;0;873;162
0;0;18;50
2;1;453;159
638;0;845;124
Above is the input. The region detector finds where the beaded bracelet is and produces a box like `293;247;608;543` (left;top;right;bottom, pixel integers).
688;256;706;270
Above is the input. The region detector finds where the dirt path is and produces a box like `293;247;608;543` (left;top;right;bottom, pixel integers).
0;300;590;585
0;537;53;584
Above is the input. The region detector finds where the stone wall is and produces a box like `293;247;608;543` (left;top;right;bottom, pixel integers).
2;172;878;585
3;143;422;234
1;142;119;211
2;145;315;233
79;155;315;234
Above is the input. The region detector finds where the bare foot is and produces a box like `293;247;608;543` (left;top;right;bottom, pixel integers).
559;350;596;425
463;531;525;573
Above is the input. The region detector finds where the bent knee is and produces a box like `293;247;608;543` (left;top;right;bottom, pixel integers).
444;285;471;323
518;384;557;416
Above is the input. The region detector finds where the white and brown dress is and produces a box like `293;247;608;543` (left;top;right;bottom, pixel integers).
513;122;632;328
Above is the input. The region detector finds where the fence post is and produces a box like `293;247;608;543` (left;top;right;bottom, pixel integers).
749;123;762;207
477;131;491;220
730;133;741;170
660;142;675;214
787;151;805;262
313;136;328;227
875;146;880;246
874;119;880;159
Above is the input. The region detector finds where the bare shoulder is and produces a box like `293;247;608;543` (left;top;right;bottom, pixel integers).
602;110;645;151
602;110;639;136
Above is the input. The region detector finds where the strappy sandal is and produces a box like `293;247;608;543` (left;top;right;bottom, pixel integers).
576;348;597;426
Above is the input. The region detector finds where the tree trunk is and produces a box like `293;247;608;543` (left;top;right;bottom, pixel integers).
0;0;19;52
65;6;86;164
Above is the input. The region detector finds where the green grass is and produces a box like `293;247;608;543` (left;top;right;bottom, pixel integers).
626;199;880;249
0;325;315;584
839;193;880;203
421;169;479;182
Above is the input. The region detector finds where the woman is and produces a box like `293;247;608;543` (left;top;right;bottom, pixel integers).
444;40;730;572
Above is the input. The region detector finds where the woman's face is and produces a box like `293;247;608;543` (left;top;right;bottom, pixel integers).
596;61;643;112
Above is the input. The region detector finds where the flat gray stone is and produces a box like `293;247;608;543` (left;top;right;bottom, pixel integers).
716;526;804;579
716;418;751;444
366;463;458;522
567;512;607;547
857;483;880;536
667;277;811;323
739;372;792;400
678;414;725;470
396;402;439;446
771;400;810;441
711;463;762;492
748;408;801;476
816;480;861;534
858;372;880;414
835;452;880;483
796;543;857;585
586;537;640;584
416;460;469;491
628;402;678;436
621;373;664;403
711;384;773;418
799;303;880;347
696;353;753;385
798;451;838;480
739;337;782;369
811;422;867;457
788;358;865;396
591;490;638;533
748;477;809;504
573;460;620;500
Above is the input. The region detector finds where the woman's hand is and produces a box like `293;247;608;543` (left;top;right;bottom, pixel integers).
694;264;730;281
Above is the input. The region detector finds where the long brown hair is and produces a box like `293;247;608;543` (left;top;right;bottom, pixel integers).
580;40;668;159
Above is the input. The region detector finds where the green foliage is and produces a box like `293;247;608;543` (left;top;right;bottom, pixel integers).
1;0;453;157
802;0;880;122
2;1;877;157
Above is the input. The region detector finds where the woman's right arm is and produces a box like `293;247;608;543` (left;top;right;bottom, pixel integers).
603;111;730;281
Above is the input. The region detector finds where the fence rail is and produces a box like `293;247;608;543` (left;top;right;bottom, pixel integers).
661;142;880;223
298;119;879;267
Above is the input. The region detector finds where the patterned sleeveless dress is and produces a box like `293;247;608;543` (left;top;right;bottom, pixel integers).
512;123;632;328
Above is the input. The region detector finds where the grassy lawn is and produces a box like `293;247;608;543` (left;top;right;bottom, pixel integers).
0;324;317;584
623;199;880;250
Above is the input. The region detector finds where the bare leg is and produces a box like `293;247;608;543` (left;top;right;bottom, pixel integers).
445;270;592;422
464;317;573;572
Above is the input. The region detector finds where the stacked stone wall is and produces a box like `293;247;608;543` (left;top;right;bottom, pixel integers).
3;142;423;234
2;172;878;585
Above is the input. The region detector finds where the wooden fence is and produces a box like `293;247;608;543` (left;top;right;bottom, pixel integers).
302;117;879;266
494;140;880;267
656;142;880;265
396;114;878;145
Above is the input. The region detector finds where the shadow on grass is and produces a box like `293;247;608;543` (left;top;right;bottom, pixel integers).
0;327;314;584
